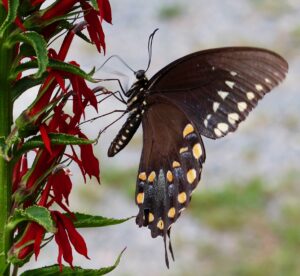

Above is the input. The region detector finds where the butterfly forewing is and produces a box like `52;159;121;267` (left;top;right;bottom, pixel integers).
148;47;288;139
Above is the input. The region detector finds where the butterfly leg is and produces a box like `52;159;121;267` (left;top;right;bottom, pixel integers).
97;90;126;104
98;78;127;96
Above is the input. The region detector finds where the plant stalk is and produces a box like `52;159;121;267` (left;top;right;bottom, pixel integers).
0;35;14;275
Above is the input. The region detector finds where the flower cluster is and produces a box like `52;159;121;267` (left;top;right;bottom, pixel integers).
1;0;112;270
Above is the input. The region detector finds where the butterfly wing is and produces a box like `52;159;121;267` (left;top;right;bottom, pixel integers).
135;97;205;239
134;47;287;262
147;47;288;139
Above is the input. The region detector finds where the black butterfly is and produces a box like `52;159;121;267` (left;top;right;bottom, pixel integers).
107;36;288;266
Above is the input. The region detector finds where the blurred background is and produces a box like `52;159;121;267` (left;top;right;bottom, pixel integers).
19;0;300;275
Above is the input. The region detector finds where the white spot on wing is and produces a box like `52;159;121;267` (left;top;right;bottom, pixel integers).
238;102;247;112
225;81;235;89
217;123;229;132
246;92;255;100
265;78;271;84
230;71;237;76
214;128;222;137
204;114;211;128
255;84;263;91
213;102;220;112
228;113;239;125
218;91;229;100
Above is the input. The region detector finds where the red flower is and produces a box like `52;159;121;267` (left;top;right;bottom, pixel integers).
31;0;46;6
39;124;52;154
41;0;78;20
13;153;28;192
52;211;89;270
97;0;112;24
48;169;73;206
12;222;45;261
79;132;100;183
11;211;88;269
68;62;98;114
81;1;106;53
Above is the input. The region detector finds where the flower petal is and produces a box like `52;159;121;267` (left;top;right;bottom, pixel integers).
56;212;89;259
40;124;52;154
97;0;112;24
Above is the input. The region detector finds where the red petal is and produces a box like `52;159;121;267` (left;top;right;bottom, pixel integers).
58;30;75;61
97;0;112;24
53;212;73;268
52;72;67;93
65;149;86;183
31;0;46;6
34;225;46;259
79;133;100;182
56;213;89;259
77;76;98;111
29;75;56;116
14;223;45;260
81;2;106;53
51;169;72;205
39;124;52;154
42;0;78;20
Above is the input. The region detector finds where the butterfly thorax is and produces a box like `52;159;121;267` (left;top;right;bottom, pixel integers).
107;74;149;157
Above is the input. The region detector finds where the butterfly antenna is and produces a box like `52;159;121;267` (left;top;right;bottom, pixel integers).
145;28;159;72
97;55;135;73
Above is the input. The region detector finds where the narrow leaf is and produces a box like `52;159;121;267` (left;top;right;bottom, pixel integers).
48;59;95;82
67;212;133;228
15;31;49;78
14;133;95;160
20;248;126;275
13;75;47;102
90;0;98;10
0;0;19;37
9;206;56;233
14;59;95;82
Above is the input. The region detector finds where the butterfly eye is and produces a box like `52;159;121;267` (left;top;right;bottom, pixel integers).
135;70;146;79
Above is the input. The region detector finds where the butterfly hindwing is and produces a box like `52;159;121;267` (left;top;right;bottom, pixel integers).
135;100;205;238
148;47;288;139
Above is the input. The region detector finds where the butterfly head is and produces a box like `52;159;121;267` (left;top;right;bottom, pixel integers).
135;70;146;80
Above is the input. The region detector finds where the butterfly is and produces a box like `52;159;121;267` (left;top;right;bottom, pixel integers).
106;35;288;266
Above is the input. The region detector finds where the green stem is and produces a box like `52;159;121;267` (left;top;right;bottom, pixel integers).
0;35;13;275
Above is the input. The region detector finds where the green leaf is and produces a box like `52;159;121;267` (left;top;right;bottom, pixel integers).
48;59;95;82
67;212;133;228
14;133;95;160
14;59;95;82
91;0;99;10
14;31;49;78
20;248;126;275
0;0;19;37
8;206;56;233
13;75;47;101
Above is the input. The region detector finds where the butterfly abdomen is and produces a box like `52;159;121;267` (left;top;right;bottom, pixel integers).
108;80;148;157
107;109;143;157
